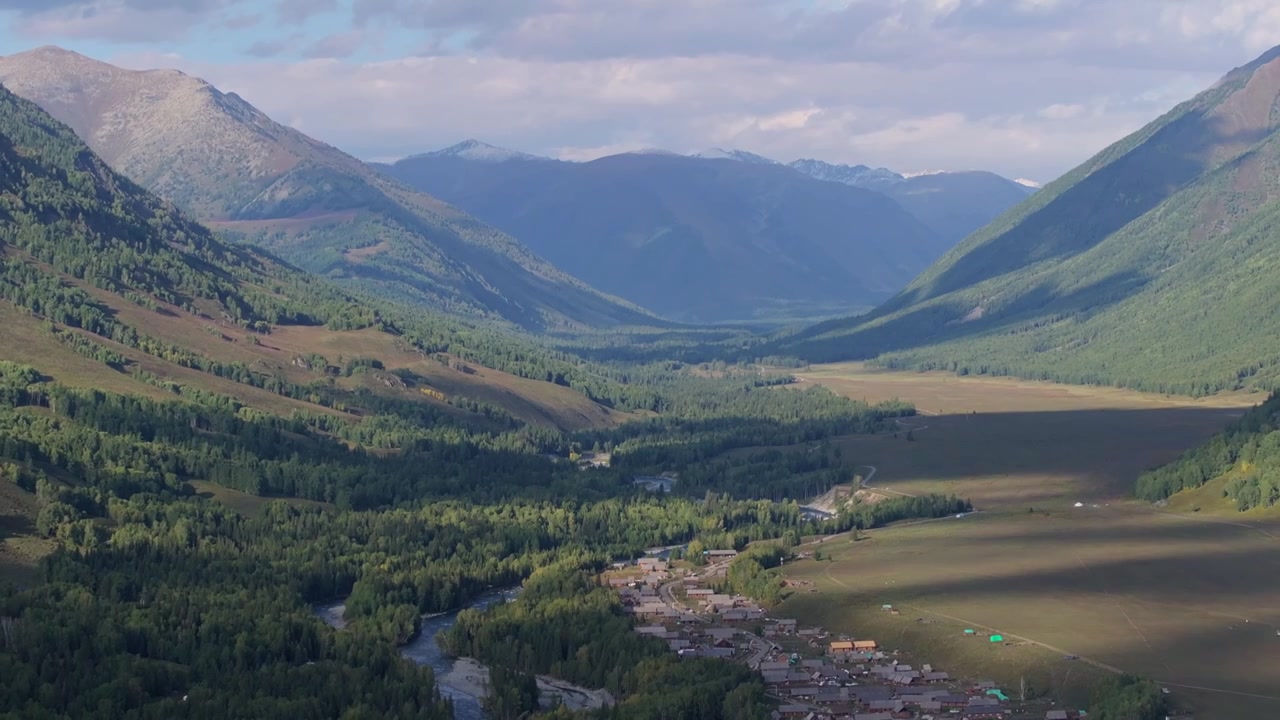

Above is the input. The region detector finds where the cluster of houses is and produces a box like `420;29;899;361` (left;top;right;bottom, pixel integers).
608;556;1090;720
759;641;1017;719
636;624;744;659
751;637;1089;720
611;558;681;619
685;588;766;621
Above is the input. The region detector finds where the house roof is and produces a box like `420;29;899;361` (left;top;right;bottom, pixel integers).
960;709;1008;719
847;686;893;701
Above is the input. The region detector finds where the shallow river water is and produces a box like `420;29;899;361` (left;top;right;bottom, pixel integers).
313;588;519;720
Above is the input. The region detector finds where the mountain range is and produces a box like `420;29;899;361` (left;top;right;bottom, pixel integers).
375;144;1030;322
0;81;632;434
0;46;1034;327
773;44;1280;395
785;159;1037;243
0;46;653;331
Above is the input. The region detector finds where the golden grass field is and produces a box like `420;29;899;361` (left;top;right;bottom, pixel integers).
777;363;1278;719
5;251;631;432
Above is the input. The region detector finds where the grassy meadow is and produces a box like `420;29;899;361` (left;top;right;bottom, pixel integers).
776;363;1278;719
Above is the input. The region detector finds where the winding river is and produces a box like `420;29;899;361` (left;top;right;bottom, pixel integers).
314;588;520;720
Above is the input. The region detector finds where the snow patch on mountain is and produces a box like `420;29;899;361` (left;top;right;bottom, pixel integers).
690;148;780;165
422;139;544;163
787;159;905;188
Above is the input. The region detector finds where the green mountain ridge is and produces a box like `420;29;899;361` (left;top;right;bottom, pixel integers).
0;46;653;331
0;80;658;442
773;45;1280;395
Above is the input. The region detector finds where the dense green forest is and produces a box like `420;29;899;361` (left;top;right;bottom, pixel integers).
1137;393;1280;509
1088;674;1169;720
0;363;939;717
440;566;772;720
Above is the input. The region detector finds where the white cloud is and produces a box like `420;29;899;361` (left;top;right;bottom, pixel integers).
1038;103;1086;120
27;0;1280;181
110;48;1214;181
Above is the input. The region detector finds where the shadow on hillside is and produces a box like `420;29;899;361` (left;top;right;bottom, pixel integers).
782;113;1275;361
0;512;34;541
906;114;1271;304
790;268;1151;362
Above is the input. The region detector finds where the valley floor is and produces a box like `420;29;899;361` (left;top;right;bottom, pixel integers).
777;363;1276;719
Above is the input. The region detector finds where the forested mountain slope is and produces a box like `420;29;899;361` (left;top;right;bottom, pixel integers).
1137;392;1280;509
0;46;652;330
775;45;1280;395
0;81;636;435
376;145;941;323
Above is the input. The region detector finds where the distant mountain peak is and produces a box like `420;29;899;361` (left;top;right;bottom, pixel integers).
1014;178;1042;189
17;45;85;59
901;169;950;178
788;158;905;187
0;52;651;330
621;148;682;157
690;148;780;165
423;139;543;163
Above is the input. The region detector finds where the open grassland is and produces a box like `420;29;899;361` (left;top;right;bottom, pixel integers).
0;481;54;587
785;509;1280;719
277;324;634;431
796;362;1261;507
793;361;1264;414
189;481;335;518
1;255;629;432
777;363;1276;719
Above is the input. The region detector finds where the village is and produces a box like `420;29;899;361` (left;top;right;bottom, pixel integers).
603;552;1101;720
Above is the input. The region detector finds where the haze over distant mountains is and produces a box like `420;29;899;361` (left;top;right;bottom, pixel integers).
0;45;1035;327
0;46;653;331
376;142;1031;322
774;44;1280;395
783;158;1036;244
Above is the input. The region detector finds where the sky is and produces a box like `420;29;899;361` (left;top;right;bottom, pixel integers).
0;1;1278;183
